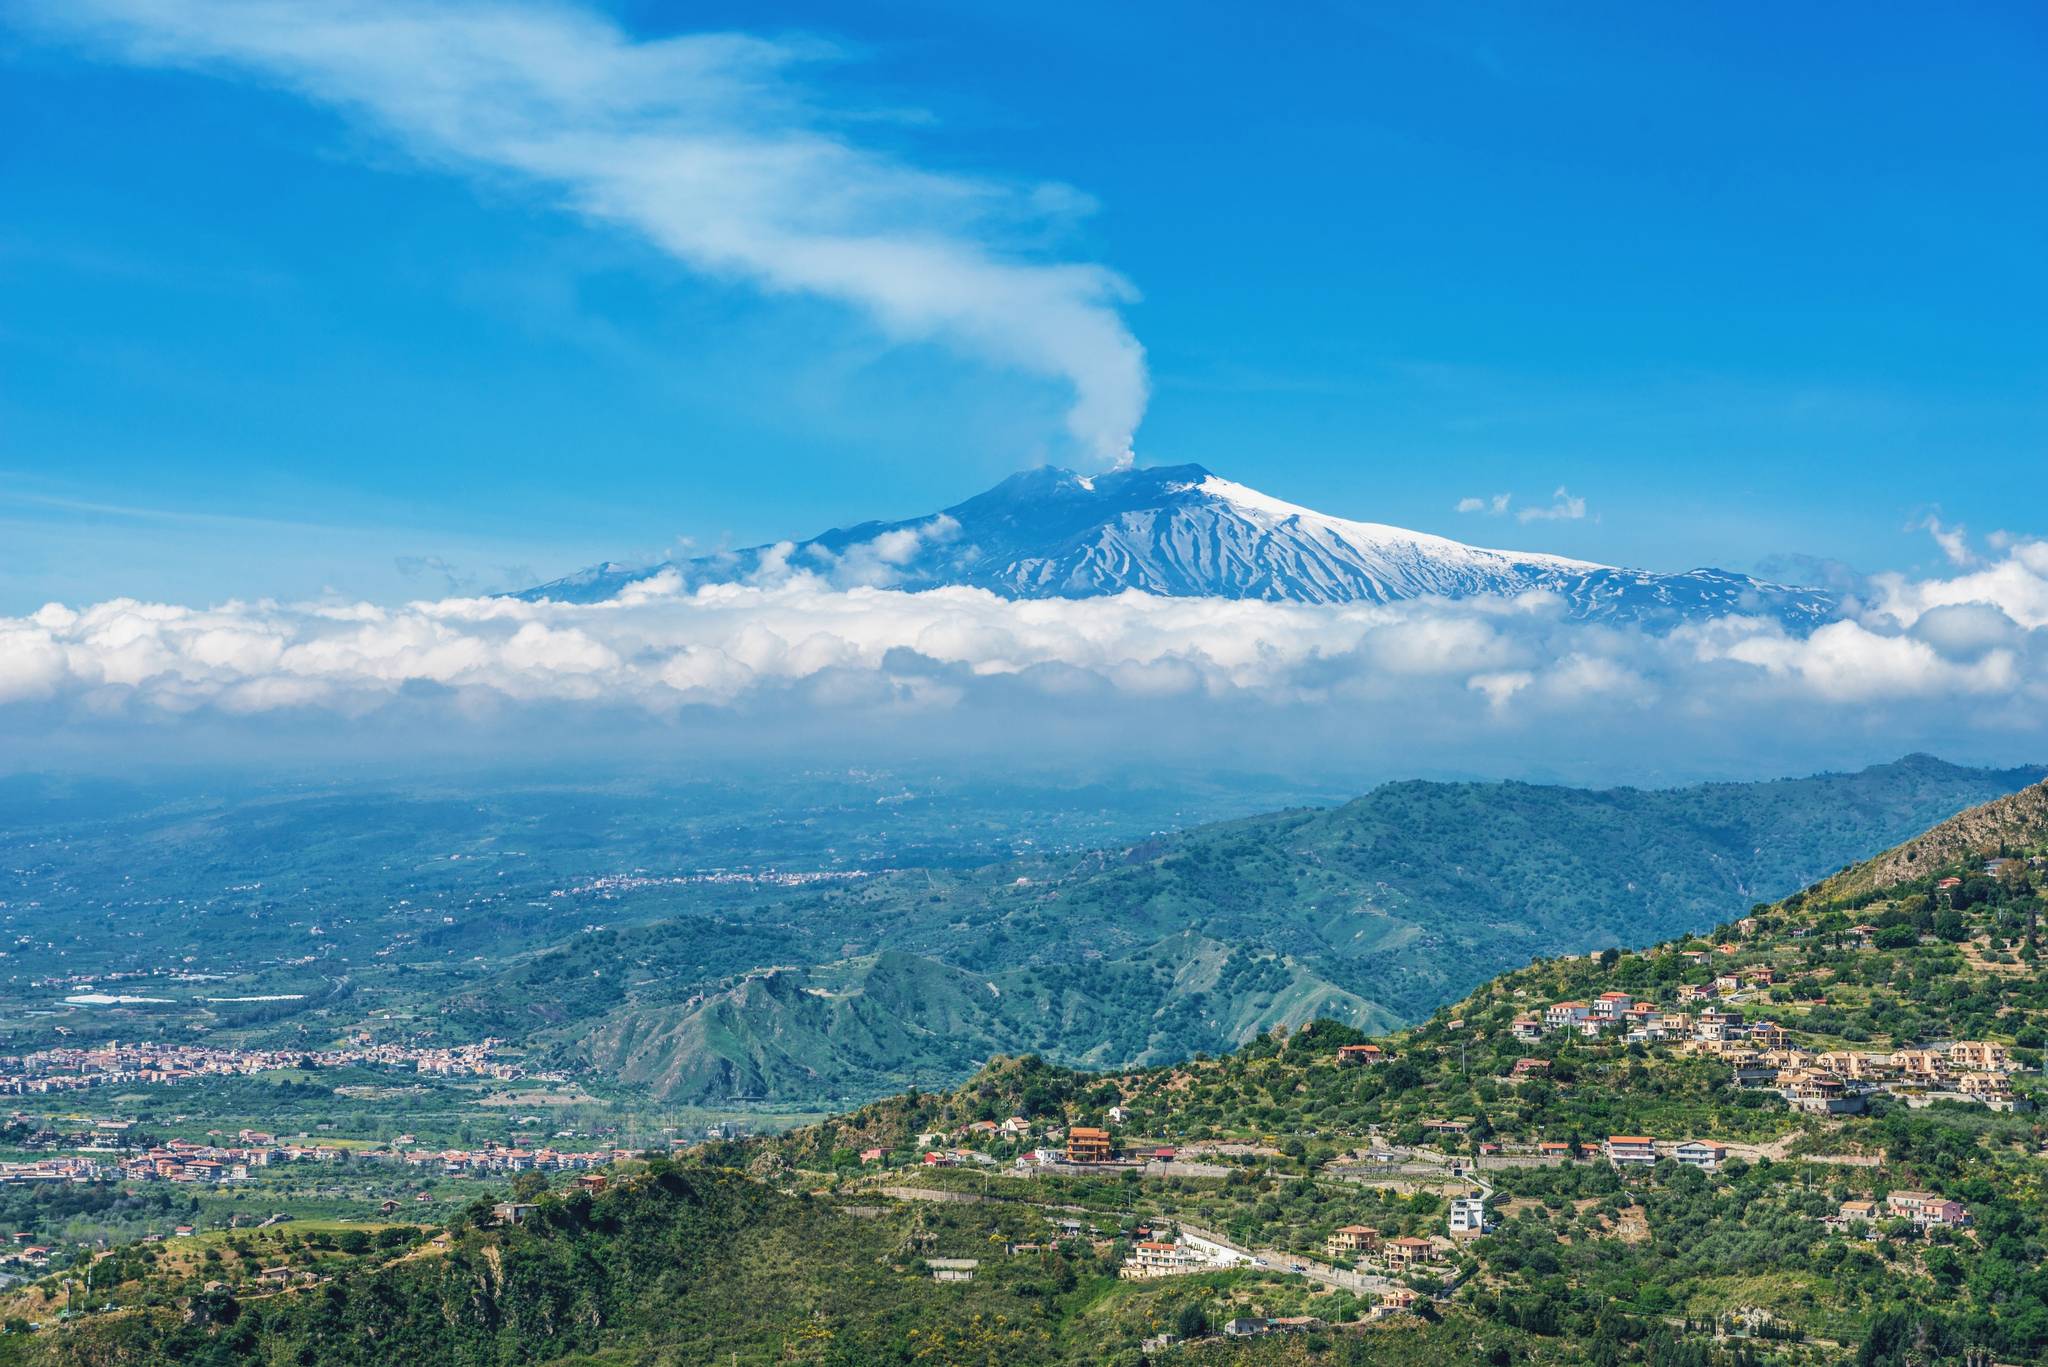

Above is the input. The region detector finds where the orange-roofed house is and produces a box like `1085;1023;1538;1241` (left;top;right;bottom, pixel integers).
1325;1224;1380;1259
1384;1236;1436;1270
1066;1127;1112;1164
1592;992;1633;1020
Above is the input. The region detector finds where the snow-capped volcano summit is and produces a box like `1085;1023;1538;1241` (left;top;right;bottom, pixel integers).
518;463;1836;628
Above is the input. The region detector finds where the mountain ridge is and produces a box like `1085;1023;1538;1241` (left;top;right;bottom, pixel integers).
459;753;2045;1104
37;773;2048;1367
1810;771;2048;902
517;463;1837;628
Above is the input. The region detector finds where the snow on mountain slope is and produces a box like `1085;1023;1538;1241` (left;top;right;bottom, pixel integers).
516;464;1837;629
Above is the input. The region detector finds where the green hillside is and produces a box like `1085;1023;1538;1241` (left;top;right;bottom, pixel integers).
0;1159;1562;1367
567;940;1385;1103
21;776;2048;1365
482;755;2044;1104
1806;776;2048;903
765;774;2048;1362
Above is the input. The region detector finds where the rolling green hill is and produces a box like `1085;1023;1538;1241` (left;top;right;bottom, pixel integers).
567;939;1385;1102
25;775;2048;1366
471;754;2044;1104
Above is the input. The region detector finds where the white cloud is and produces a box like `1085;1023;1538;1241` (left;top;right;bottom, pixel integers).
1467;671;1533;710
810;514;965;586
1454;488;1588;523
1516;487;1588;523
1913;513;1977;567
1868;540;2048;630
4;526;2048;782
0;537;2044;743
0;623;68;704
34;0;1147;463
1541;652;1646;701
1707;619;2014;703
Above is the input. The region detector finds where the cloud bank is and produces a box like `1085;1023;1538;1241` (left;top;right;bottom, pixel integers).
36;0;1148;462
5;537;2048;778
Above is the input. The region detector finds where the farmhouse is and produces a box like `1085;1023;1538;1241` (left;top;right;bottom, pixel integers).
1888;1191;1970;1228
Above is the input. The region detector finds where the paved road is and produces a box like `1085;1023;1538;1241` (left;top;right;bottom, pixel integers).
1173;1221;1385;1295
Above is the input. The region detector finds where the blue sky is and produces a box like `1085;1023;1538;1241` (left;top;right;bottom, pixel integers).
3;1;2045;613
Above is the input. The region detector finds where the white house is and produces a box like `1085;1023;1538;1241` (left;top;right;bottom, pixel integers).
1673;1141;1725;1172
1592;992;1633;1020
1604;1136;1657;1169
1545;1001;1591;1030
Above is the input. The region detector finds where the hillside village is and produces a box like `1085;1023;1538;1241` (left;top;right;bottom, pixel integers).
0;1039;533;1096
0;784;2042;1364
743;796;2048;1361
7;3;2043;1361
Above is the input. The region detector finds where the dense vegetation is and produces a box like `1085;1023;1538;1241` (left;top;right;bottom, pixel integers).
14;776;2048;1365
4;758;2033;1112
512;755;2046;1103
0;1162;1567;1366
